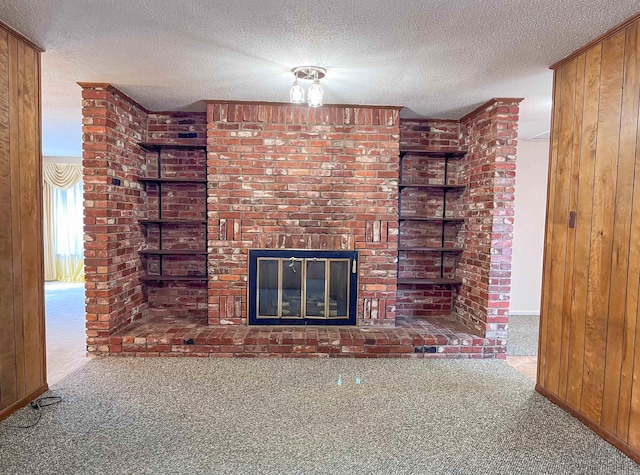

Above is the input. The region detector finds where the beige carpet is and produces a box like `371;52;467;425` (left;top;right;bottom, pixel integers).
1;358;638;474
508;314;540;356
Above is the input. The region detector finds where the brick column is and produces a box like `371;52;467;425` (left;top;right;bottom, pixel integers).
455;98;522;342
80;83;149;353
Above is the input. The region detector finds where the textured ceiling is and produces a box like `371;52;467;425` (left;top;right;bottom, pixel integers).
1;1;639;156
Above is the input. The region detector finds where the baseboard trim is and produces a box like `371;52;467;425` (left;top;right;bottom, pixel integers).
536;384;640;464
0;384;49;422
509;311;540;316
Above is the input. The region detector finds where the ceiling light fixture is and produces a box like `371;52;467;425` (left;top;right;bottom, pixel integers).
290;66;326;107
289;78;305;103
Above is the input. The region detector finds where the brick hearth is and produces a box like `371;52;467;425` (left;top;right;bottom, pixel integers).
109;315;504;358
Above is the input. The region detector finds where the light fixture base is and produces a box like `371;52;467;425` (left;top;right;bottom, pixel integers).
291;66;326;80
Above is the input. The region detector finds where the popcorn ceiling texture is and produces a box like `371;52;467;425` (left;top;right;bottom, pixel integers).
3;1;639;155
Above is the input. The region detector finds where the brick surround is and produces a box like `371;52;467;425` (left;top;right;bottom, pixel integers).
81;84;211;351
396;107;520;342
206;102;400;327
81;85;520;359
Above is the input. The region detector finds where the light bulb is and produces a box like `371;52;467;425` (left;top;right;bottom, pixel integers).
289;80;305;103
307;79;323;108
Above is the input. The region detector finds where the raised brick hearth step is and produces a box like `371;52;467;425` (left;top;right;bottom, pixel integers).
101;316;506;359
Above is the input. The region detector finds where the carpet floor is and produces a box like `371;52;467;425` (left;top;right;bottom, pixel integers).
1;358;638;474
507;315;540;356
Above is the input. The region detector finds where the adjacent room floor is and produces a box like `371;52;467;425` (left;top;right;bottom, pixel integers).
45;282;90;385
505;314;540;381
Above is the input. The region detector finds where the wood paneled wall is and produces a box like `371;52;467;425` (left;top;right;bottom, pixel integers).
0;22;47;421
538;13;640;461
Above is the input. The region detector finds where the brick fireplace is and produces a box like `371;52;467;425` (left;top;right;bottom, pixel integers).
81;84;519;358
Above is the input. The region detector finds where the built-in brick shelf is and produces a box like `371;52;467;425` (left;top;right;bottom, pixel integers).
102;316;506;359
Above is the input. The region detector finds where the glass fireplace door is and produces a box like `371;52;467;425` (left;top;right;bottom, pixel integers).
249;250;358;325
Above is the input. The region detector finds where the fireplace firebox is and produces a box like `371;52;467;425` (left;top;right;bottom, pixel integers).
248;250;358;325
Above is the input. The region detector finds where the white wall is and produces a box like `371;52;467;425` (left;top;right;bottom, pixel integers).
510;140;550;315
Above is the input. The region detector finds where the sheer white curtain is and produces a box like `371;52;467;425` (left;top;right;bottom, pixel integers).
43;163;84;282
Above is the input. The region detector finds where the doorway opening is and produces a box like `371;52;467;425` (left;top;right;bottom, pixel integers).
43;158;88;385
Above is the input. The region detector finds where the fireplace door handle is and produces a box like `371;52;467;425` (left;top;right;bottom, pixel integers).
352;260;356;274
288;257;298;273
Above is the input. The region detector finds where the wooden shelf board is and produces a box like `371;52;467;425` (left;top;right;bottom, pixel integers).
139;250;207;255
397;247;463;253
398;216;465;222
399;183;465;190
397;278;462;285
138;142;207;152
399;148;466;159
138;219;207;225
138;177;207;184
141;275;208;282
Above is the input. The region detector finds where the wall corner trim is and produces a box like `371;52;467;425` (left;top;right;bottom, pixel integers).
459;98;524;124
550;12;640;70
77;82;152;114
0;384;48;422
204;99;403;110
536;385;640;464
0;20;44;52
